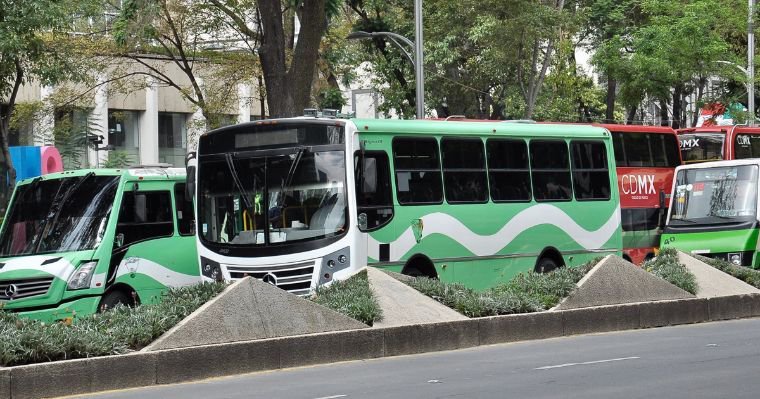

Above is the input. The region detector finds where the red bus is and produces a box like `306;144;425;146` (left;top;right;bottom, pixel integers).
596;124;681;264
678;126;760;163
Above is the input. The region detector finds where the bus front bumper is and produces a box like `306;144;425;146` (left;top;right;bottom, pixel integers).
8;296;101;323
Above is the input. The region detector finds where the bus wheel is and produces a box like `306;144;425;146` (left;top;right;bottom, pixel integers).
99;290;132;312
535;257;559;274
402;255;438;279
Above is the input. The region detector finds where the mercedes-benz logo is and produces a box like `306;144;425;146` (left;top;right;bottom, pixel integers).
4;284;18;299
262;273;278;286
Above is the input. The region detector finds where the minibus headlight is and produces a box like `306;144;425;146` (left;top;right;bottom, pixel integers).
729;253;742;266
67;261;97;290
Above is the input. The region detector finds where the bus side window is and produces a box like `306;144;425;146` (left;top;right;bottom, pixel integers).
174;183;195;236
441;138;488;204
571;140;611;201
487;138;531;202
392;137;443;205
355;151;393;231
530;140;572;201
116;191;174;247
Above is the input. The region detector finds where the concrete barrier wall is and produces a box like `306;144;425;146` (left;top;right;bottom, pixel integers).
5;294;760;399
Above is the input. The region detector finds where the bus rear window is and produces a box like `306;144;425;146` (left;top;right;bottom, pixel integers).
612;132;680;167
678;133;724;163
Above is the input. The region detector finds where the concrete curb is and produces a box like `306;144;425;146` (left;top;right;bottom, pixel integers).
5;294;760;399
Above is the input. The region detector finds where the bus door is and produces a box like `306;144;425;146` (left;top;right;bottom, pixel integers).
355;151;394;263
109;180;200;303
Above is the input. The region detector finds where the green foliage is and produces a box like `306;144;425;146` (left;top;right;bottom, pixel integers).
405;259;599;317
694;254;760;289
310;270;382;325
317;87;347;110
0;282;226;367
103;151;133;168
642;248;698;294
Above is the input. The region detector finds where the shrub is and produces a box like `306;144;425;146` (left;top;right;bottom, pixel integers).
310;270;382;325
405;258;599;317
642;248;698;294
0;282;226;367
694;254;760;289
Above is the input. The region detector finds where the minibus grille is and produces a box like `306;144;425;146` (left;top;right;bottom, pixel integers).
0;277;55;300
227;261;315;296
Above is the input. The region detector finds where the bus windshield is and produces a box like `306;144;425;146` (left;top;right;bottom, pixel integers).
198;149;347;246
670;165;758;225
0;175;119;257
679;133;725;163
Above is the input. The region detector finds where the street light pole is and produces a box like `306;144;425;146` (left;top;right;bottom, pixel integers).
749;0;755;126
414;0;424;119
347;1;426;120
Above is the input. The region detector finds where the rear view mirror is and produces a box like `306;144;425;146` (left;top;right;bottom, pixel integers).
186;152;197;199
115;233;125;248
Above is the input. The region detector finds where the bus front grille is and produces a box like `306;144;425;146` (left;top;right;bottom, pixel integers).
227;261;315;295
0;277;55;300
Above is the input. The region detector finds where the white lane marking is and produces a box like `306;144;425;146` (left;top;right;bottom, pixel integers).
535;356;640;370
313;395;347;399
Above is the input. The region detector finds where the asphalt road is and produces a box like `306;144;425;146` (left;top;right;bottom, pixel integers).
71;318;760;399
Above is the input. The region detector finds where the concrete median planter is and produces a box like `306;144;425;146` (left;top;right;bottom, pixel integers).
3;294;759;399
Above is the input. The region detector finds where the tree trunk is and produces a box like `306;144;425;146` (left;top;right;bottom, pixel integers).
659;99;669;127
258;0;327;117
671;85;683;129
626;106;638;124
605;77;617;123
692;77;706;127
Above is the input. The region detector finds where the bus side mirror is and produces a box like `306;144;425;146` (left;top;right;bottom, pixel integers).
358;213;368;231
185;152;197;199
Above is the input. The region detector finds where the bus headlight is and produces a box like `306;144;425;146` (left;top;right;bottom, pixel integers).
729;253;742;266
319;247;350;285
67;261;97;290
200;257;224;282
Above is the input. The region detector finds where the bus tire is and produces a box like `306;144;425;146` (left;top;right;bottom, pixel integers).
402;255;438;279
623;254;633;263
98;289;132;312
535;249;564;274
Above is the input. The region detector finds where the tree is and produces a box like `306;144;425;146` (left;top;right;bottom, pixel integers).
207;0;338;117
112;0;258;138
0;0;98;205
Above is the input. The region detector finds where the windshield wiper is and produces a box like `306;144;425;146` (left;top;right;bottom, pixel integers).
283;147;305;192
225;153;256;226
34;172;95;253
672;217;699;224
277;147;306;211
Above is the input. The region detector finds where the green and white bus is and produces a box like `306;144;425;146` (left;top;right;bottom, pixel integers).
661;159;760;267
192;115;622;292
0;167;200;322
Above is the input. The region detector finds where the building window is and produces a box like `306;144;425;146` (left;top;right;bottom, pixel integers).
393;137;443;205
158;112;188;167
0;104;33;147
108;110;139;166
571;141;611;201
441;138;488;203
530;140;572;201
54;107;90;169
487;138;532;202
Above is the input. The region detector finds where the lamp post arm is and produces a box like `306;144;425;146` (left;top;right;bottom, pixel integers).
385;36;415;65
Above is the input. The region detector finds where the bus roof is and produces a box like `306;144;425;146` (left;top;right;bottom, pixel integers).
675;158;760;172
678;126;760;135
17;167;186;186
351;118;610;138
592;123;675;134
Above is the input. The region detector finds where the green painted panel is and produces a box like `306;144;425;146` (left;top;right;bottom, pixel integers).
660;229;759;254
